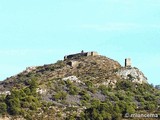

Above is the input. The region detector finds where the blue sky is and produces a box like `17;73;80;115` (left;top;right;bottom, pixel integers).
0;0;160;85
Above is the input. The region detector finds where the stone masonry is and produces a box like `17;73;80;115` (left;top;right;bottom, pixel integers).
125;58;131;67
64;51;98;60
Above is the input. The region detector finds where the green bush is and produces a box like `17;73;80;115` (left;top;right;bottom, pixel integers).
126;105;135;114
98;85;109;95
69;86;79;95
53;91;67;101
0;102;7;114
4;79;41;117
116;80;134;91
145;102;157;111
81;93;91;101
84;80;93;88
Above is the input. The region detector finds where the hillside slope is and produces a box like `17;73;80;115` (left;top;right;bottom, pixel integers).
0;54;159;120
0;55;147;90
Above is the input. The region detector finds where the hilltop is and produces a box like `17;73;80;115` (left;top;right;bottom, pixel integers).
0;51;159;120
0;51;147;90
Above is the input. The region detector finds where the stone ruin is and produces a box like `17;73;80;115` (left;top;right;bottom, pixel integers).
25;66;36;73
67;60;79;67
64;50;98;60
125;58;131;67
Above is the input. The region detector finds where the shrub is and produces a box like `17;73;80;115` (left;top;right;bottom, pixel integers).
98;85;109;95
69;86;79;95
53;91;67;101
0;102;7;114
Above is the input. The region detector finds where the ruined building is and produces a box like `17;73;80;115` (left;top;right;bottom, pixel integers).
64;51;98;60
67;61;79;67
125;58;131;67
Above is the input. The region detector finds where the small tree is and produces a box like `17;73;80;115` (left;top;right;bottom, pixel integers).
126;106;135;114
0;102;7;114
53;91;67;101
28;78;38;94
7;98;21;115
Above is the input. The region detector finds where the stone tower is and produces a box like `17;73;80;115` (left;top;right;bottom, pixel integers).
125;58;131;67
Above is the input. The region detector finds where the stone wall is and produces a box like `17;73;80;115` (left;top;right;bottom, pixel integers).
67;61;79;67
64;51;98;60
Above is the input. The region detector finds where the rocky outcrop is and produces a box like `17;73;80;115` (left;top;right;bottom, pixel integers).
62;76;82;83
116;67;147;84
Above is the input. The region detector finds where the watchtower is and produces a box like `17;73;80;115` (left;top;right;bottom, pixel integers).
125;58;131;67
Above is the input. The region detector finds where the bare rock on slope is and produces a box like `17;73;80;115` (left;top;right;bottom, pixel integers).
116;67;148;84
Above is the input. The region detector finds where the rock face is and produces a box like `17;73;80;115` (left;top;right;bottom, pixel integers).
116;67;148;84
62;76;82;83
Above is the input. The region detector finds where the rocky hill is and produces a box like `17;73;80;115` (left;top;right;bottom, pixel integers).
0;52;159;120
0;54;147;91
